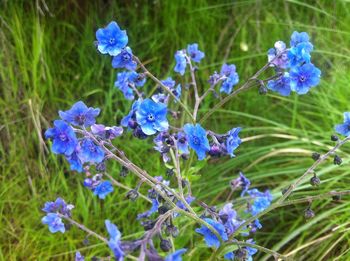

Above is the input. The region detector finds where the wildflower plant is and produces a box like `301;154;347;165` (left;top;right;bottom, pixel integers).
42;20;350;260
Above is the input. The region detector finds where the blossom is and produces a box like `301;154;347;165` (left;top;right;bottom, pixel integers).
267;73;291;96
174;50;187;75
75;252;84;261
78;139;105;164
45;120;78;156
230;172;251;196
187;43;205;63
288;42;313;67
136;98;169;135
290;31;310;47
247;189;273;216
42;197;74;216
184;123;210;160
195;218;228;248
220;64;239;94
112;47;137;70
267;41;289;69
115;71;146;100
218;203;243;235
289;63;321;94
94;181;114;199
105;220;124;259
162;77;176;89
165;249;187;261
121;99;141;128
42;213;65;233
226;127;241;157
66;152;83;172
176;132;189;155
96;21;128;56
224;239;257;260
335;112;350;136
91;124;123;139
137;199;159;219
59;101;100;127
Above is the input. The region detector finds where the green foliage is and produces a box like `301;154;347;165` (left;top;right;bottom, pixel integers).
1;0;350;260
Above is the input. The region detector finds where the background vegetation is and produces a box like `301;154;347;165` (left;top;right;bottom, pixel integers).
1;0;350;260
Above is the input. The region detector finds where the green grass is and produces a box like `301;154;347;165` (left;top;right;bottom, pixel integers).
1;0;350;260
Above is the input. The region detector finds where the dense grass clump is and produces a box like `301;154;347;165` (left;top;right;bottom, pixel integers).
1;0;350;260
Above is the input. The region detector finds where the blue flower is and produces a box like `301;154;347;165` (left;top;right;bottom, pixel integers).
290;31;310;47
115;71;146;100
267;41;289;69
187;43;205;63
96;21;128;56
165;249;187;261
184;123;210;160
290;63;321;94
94;181;114;199
137;199;159;219
42;213;65;233
42;198;66;213
267;73;291;96
75;251;84;261
91;124;123;140
128;71;146;87
136;98;169;135
161;77;176;89
121;99;141;128
174;84;182;101
45;120;78;156
78;139;104;164
247;189;273;216
288;42;313;67
220;64;239;94
112;47;137;70
226;127;241;157
174;196;195;217
176;132;189;155
230;172;251;196
335;112;350;136
224;239;257;260
59;101;100;127
174;50;187;75
105;220;124;259
195;218;228;248
218;203;243;235
66;152;83;172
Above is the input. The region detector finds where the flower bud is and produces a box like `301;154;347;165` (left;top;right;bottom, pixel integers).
311;152;320;161
83;237;90;246
258;85;267;95
166;168;174;177
120;166;129;177
142;220;155;231
304;208;315;219
219;214;229;224
158;205;169;214
96;162;106;172
310;175;320;186
128;119;138;129
334;155;342;165
126;189;139;201
160;239;171;252
331;134;339;141
166;225;179;237
332;194;341;201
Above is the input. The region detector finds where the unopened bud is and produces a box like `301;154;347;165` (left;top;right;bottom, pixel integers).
334;155;342;165
160;239;171;252
126;189;139;201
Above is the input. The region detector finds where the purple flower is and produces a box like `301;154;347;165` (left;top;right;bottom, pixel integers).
174;50;187;75
218;203;243;235
75;252;84;261
59;101;100;127
187;43;205;63
112;47;137;70
42;213;65;233
335;112;350;136
94;181;114;199
45;120;78;156
91;124;123;139
165;249;187;261
78;139;104;164
136;98;169;135
105;220;124;260
267;73;291;96
289;63;321;94
267;41;289;69
195;218;228;248
184;123;210;160
230;172;251;196
96;21;128;56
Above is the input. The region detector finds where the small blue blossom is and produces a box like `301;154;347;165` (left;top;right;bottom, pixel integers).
247;189;273;216
45;120;78;156
115;71;146;100
183;123;210;160
59;101;100;127
174;50;187;75
288;42;313;67
161;77;176;89
174;195;195;217
94;181;114;199
112;47;137;70
220;64;239;94
187;43;205;63
42;213;65;233
96;21;128;56
290;31;310;47
195;218;228;248
267;41;289;69
66;152;83;172
224;239;257;261
176;132;189;155
105;220;124;259
137;199;159;219
43;198;66;213
218;203;243;236
75;251;84;261
335;112;350;136
78;139;105;164
91;124;123;139
121;99;141;128
267;73;291;96
128;71;146;87
136;98;169;135
289;63;321;94
226;127;241;157
174;84;182;101
165;249;187;261
230;172;251;196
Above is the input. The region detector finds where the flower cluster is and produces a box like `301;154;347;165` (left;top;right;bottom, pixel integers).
267;31;321;96
42;20;329;261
